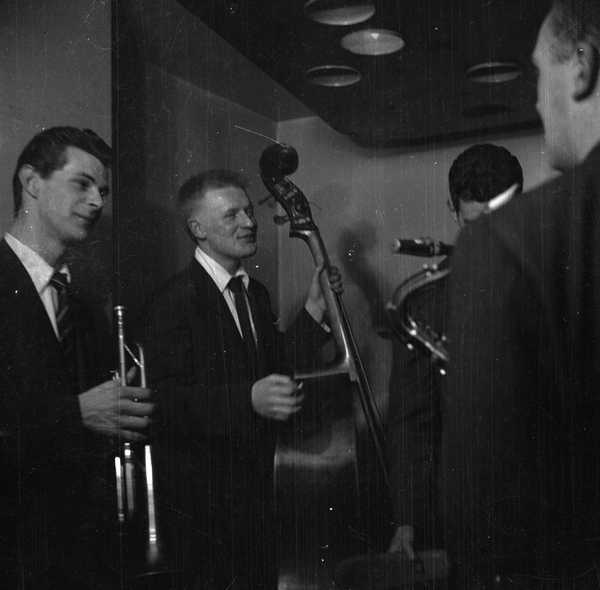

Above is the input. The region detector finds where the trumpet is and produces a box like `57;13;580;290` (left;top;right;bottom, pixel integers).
113;305;162;574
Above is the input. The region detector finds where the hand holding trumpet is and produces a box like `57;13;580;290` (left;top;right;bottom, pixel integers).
79;366;154;441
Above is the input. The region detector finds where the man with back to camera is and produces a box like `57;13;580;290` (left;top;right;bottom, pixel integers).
0;127;153;589
443;1;600;586
141;169;342;590
387;144;523;559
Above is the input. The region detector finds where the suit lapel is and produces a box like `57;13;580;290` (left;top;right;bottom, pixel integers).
0;240;74;393
0;240;59;346
188;260;244;348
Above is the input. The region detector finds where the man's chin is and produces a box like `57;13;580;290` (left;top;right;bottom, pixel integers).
545;137;576;172
64;227;92;244
239;243;258;258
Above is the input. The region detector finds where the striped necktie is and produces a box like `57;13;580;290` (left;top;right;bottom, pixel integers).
50;270;75;357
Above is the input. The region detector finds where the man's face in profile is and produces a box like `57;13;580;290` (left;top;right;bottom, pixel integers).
533;11;575;171
32;146;108;246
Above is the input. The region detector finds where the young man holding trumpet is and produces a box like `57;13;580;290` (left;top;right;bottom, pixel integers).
0;127;153;588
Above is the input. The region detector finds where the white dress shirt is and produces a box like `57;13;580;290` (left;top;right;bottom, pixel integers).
194;247;327;340
4;233;69;339
194;247;257;341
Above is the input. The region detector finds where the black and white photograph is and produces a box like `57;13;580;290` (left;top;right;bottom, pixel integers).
2;1;600;589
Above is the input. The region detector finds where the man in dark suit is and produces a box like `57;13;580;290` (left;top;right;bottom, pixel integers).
443;1;600;587
0;127;153;588
387;144;523;558
141;169;341;590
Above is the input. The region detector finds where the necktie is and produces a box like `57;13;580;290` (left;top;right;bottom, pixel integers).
50;271;75;358
228;276;257;377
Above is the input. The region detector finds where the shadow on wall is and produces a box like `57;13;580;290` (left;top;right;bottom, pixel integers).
115;1;173;319
336;222;393;340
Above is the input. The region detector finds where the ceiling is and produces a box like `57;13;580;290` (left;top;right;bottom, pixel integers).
175;0;549;147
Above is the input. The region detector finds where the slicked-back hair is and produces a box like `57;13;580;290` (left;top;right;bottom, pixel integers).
12;126;112;216
176;169;249;239
448;144;524;213
549;0;600;61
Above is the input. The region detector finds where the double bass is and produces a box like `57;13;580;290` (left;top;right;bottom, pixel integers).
260;144;392;590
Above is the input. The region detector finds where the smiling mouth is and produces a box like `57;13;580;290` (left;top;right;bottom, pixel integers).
75;213;100;223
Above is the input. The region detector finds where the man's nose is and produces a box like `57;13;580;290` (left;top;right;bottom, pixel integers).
88;187;105;209
240;211;256;227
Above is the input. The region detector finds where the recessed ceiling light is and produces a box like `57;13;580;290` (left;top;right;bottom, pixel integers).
304;1;375;26
466;61;522;84
341;29;405;56
305;65;362;87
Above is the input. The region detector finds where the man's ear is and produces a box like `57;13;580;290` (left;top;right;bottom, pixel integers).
187;218;206;241
573;41;599;101
18;165;40;199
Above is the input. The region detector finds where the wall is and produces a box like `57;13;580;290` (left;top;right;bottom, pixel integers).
0;0;111;232
276;116;554;409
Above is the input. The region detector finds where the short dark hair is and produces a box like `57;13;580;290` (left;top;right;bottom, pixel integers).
448;144;524;213
12;126;112;215
549;0;600;61
176;168;248;220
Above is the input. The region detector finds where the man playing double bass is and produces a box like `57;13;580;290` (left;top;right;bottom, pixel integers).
141;169;342;590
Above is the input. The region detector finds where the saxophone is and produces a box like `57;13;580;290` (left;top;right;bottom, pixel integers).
386;248;451;372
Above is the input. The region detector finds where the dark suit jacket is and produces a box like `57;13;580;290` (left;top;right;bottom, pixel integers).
141;260;328;586
0;239;112;588
387;264;447;546
443;145;600;583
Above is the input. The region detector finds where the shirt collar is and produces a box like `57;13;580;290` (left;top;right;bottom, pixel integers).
486;183;519;213
4;233;70;294
194;247;249;292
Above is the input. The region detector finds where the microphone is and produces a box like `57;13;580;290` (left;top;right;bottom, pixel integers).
391;237;453;257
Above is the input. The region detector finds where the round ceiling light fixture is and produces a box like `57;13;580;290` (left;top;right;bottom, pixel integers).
304;1;375;26
466;61;522;84
341;29;405;56
305;65;362;87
